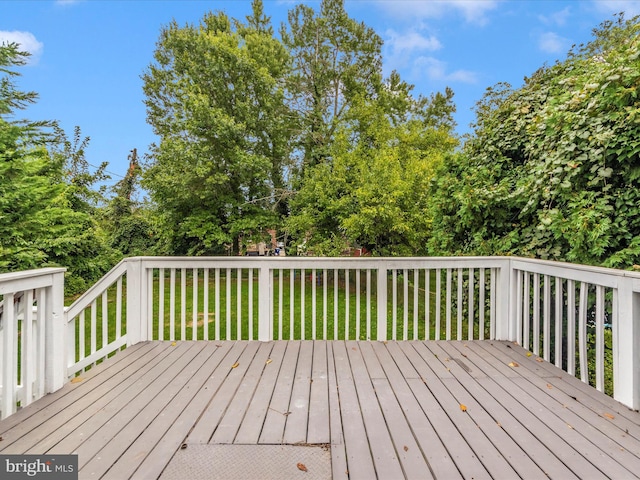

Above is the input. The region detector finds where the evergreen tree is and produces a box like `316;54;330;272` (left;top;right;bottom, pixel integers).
0;43;116;292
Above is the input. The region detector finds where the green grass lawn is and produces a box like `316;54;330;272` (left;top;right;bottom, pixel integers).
68;268;492;346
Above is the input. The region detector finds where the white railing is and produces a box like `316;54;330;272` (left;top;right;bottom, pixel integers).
510;258;640;410
65;260;128;377
0;268;65;419
130;256;509;343
1;256;639;418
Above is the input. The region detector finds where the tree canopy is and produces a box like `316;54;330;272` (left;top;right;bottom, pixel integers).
142;3;292;255
5;4;640;297
428;14;640;268
0;43;117;292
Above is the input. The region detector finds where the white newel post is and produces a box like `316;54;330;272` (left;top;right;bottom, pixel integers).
495;260;516;341
126;259;144;345
45;270;66;393
2;292;16;418
258;265;272;341
613;278;640;410
377;265;388;341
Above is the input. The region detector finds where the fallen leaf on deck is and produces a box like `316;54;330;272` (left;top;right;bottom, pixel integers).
536;358;544;363
265;359;273;365
231;362;239;368
546;384;553;389
352;347;357;351
297;463;308;472
526;352;533;357
70;377;84;384
567;424;574;429
508;362;519;367
171;342;177;346
460;404;467;412
604;413;615;420
403;445;409;452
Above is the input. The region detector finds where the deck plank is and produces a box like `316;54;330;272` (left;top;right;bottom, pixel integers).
487;340;640;436
326;342;348;480
70;343;205;469
102;342;235;480
360;343;433;479
372;342;461;480
283;340;313;444
187;341;260;444
437;341;564;479
307;340;330;444
467;341;617;478
259;341;300;444
418;341;521;479
6;342;181;455
331;341;377;480
128;342;248;480
489;340;640;427
0;342;164;449
234;341;288;444
81;343;223;477
1;340;640;480
445;341;581;479
345;341;405;479
211;341;274;444
0;342;151;437
396;341;494;480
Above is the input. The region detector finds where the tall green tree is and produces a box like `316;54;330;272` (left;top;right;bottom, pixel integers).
287;84;458;255
281;0;383;170
0;43;116;292
142;2;292;255
428;14;640;268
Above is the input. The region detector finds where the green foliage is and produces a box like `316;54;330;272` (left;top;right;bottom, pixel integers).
142;4;291;255
281;0;383;170
105;148;156;256
287;86;458;256
429;14;640;268
0;43;117;293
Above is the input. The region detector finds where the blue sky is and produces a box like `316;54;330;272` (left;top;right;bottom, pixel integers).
2;0;639;187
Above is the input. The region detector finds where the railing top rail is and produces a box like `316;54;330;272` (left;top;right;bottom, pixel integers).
129;255;513;269
0;267;66;296
0;267;66;283
512;257;640;288
65;260;127;321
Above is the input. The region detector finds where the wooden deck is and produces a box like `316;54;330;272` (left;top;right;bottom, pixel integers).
1;340;640;479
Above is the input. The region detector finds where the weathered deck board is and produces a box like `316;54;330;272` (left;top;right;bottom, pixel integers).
1;340;640;480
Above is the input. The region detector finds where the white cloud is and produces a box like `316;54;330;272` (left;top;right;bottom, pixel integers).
538;6;571;26
376;0;500;25
0;31;43;64
538;31;570;54
593;0;640;16
385;29;442;56
413;56;478;84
